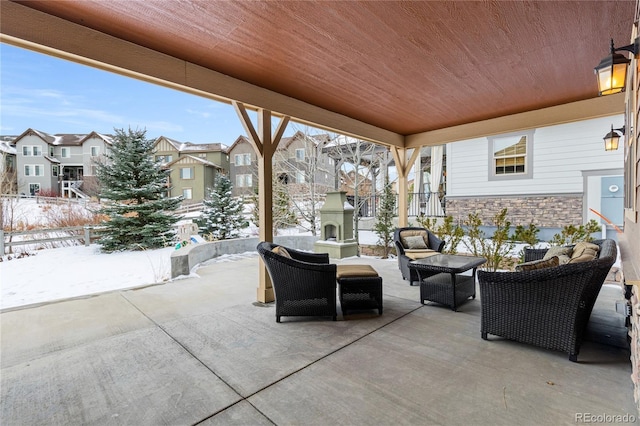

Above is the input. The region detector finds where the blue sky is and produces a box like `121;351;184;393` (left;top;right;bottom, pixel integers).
0;44;302;146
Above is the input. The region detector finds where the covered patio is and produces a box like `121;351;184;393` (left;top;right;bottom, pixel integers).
1;0;638;304
0;255;634;424
1;1;639;423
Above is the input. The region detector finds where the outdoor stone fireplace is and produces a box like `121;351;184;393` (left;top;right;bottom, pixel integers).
314;191;358;258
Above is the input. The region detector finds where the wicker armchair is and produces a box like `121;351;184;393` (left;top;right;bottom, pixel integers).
256;241;337;323
478;239;617;362
393;227;445;285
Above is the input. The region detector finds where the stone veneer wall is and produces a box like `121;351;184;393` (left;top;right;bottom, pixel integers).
445;195;583;227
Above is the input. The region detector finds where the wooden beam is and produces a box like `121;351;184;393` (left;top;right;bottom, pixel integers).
405;94;625;148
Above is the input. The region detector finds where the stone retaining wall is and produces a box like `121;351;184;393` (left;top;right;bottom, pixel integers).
446;195;583;227
170;235;319;278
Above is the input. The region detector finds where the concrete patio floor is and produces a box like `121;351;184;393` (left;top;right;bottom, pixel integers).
1;254;637;425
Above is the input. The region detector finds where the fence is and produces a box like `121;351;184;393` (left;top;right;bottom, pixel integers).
1;193;90;207
1;226;97;254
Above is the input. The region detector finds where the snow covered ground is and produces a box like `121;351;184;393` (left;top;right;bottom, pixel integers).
0;198;383;310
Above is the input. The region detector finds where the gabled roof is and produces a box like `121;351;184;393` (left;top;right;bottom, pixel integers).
81;131;114;146
0;141;17;155
164;154;222;170
11;128;112;146
154;136;226;154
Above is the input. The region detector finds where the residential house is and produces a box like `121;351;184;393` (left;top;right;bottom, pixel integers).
228;131;336;197
152;136;229;202
227;135;256;197
12;129;112;197
444;115;625;238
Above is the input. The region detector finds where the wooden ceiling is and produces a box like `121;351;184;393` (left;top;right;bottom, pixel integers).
1;0;636;145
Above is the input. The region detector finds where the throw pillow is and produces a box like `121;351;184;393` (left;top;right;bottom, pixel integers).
404;235;428;249
515;256;560;272
543;246;573;260
569;241;600;263
272;246;292;258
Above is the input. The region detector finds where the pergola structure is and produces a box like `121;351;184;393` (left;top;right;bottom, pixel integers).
1;0;636;302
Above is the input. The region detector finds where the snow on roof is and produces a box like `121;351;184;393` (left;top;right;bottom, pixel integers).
165;155;222;169
0;141;17;155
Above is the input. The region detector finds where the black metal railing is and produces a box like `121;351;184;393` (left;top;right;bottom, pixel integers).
347;192;445;218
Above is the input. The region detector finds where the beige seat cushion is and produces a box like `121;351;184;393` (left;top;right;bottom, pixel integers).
400;230;430;249
336;264;379;279
515;256;560;272
272;246;291;258
404;249;438;260
569;241;600;263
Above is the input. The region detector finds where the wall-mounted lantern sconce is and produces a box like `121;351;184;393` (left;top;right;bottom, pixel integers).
603;125;624;151
595;38;639;96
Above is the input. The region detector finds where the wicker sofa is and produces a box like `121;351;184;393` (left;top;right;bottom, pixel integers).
393;227;445;285
257;241;337;322
477;239;617;362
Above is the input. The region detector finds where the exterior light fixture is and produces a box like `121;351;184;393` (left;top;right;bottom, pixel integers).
603;125;624;151
595;38;639;96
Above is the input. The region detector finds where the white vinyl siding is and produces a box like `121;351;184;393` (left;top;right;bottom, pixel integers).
446;116;625;197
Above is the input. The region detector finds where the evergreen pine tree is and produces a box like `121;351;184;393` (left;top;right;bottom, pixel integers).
373;176;397;258
196;174;248;240
95;128;182;252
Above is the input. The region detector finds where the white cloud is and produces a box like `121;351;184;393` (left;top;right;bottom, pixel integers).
186;108;211;119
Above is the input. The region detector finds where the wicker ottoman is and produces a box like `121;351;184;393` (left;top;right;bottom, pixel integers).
336;265;383;316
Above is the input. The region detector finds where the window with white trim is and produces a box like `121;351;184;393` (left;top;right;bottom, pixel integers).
234;153;251;166
24;165;44;177
52;165;59;177
295;149;305;161
61;147;70;158
90;146;99;157
236;174;253;187
29;183;40;195
488;131;533;180
182;188;192;199
22;146;31;156
296;171;305;183
180;167;194;179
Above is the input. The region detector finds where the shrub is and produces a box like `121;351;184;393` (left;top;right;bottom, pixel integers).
463;208;515;272
549;219;601;246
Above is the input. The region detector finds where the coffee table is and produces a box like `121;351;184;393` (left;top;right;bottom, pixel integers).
409;254;487;311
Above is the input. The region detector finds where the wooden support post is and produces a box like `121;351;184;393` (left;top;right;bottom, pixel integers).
391;147;420;227
233;102;289;303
